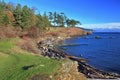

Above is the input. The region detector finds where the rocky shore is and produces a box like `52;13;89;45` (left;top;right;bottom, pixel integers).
36;37;120;79
37;38;120;79
37;38;67;59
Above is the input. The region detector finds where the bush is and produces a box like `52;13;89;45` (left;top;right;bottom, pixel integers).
0;26;16;39
17;39;40;54
28;26;39;38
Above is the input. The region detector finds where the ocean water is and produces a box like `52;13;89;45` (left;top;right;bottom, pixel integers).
61;32;120;74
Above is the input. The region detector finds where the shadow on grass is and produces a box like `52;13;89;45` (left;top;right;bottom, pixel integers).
22;65;35;70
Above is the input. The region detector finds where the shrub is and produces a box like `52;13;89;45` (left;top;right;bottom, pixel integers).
17;39;40;54
28;26;39;38
0;26;16;39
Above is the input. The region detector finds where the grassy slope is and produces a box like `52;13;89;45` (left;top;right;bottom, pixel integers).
0;38;63;80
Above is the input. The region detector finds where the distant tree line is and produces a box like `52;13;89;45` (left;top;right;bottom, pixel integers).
0;0;81;31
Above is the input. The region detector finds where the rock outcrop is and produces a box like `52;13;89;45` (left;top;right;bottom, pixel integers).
78;62;120;79
54;61;87;80
37;39;66;59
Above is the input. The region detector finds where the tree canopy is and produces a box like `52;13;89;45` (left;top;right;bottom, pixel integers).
0;0;81;30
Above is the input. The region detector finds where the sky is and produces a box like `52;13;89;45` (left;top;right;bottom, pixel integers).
4;0;120;29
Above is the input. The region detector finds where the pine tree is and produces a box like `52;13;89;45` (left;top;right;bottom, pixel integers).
48;12;53;26
13;4;22;29
66;19;80;27
53;12;57;26
2;14;10;27
21;5;32;30
60;12;65;27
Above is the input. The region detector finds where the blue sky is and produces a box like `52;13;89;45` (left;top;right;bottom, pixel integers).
4;0;120;29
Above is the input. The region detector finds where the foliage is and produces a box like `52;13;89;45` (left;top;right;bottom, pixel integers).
0;1;82;35
21;5;34;30
36;13;50;35
28;26;39;38
66;19;81;27
48;12;53;26
2;14;10;26
47;12;81;27
13;4;22;29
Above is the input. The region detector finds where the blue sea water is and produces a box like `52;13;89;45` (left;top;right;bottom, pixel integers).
61;32;120;74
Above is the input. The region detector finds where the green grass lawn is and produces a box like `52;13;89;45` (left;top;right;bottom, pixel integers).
0;38;63;80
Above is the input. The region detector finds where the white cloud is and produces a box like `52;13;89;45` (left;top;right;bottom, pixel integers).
82;23;120;29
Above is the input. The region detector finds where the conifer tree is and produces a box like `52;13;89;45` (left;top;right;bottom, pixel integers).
21;5;32;30
13;4;22;29
2;14;10;27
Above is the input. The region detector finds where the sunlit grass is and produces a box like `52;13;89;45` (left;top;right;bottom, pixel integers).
0;38;63;80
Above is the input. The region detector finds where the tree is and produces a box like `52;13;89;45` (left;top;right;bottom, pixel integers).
2;14;10;27
56;14;62;26
30;7;37;26
6;2;14;12
21;5;32;30
66;19;81;27
66;19;70;27
6;11;15;23
13;4;22;29
0;0;6;24
53;12;57;26
43;12;50;28
36;13;50;30
60;12;66;27
0;8;3;24
36;14;45;36
0;0;6;10
48;12;53;26
36;14;45;30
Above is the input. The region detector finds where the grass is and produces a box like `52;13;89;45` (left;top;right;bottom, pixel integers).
0;38;63;80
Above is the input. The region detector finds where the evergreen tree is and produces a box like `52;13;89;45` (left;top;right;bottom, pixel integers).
36;14;45;30
60;12;65;27
56;14;62;26
43;12;50;28
6;2;14;12
66;19;80;27
53;12;57;26
66;19;70;27
0;0;5;24
21;5;32;30
48;12;53;26
0;8;3;24
30;7;37;26
0;1;82;30
0;0;6;10
13;4;22;29
2;14;10;27
36;13;50;30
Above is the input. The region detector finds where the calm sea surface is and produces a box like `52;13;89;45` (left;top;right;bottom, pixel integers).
61;32;120;74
